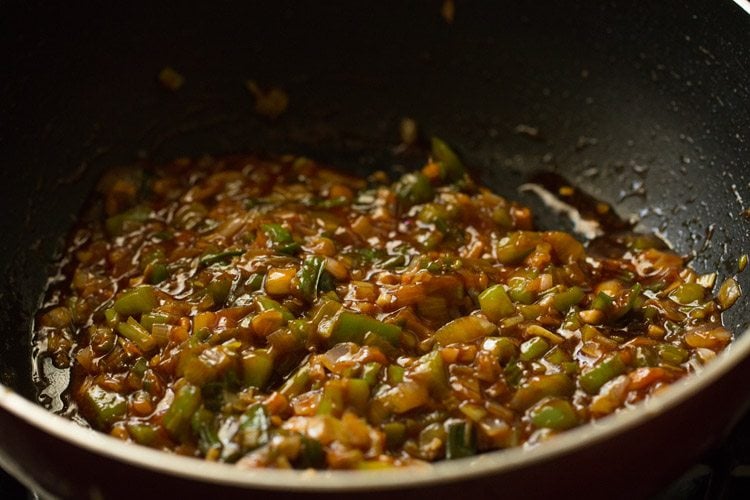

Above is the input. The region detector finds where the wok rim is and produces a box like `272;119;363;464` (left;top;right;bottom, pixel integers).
1;326;749;492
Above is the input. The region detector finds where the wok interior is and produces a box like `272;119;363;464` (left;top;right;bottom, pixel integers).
1;1;749;406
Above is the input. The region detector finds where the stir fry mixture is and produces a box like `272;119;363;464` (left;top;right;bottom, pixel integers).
34;140;740;469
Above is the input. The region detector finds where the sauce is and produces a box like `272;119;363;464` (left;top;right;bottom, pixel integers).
33;142;735;469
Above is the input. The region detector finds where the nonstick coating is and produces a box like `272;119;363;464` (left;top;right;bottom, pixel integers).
1;0;749;497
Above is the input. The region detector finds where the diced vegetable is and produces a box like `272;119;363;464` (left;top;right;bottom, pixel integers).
658;343;689;366
262;223;300;255
478;285;515;321
297;436;326;469
445;419;476;459
116;317;156;352
520;337;550;361
329;311;401;346
579;353;627;394
434;315;495;345
529;399;579;430
496;232;538;265
114;286;157;316
105;205;150;236
553;286;584;312
279;364;311;399
242;349;274;389
482;336;517;363
510;374;575;411
82;385;127;429
199;249;244;267
592;292;614;311
395;172;434;209
163;383;202;438
128;422;159;445
383;422;407;450
297;255;329;302
140;312;170;332
256;295;294;322
430;137;465;181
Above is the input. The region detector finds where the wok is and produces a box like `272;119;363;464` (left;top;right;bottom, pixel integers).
1;1;750;498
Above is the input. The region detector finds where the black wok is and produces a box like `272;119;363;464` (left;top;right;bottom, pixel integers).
1;1;750;498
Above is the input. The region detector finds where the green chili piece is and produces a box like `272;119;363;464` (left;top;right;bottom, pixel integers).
530;399;579;430
518;304;544;320
105;205;150;237
519;337;550;361
297;255;328;303
418;203;450;227
478;284;515;321
163;383;202;439
430;137;465;181
434;315;495;345
482;337;518;364
579;353;627;394
658;343;689;366
297;436;326;469
347;378;370;413
131;357;148;378
114;286;157;316
246;273;265;291
147;262;170;284
279;364;311;399
329;311;401;346
362;362;382;386
591;292;614;311
262;223;300;255
256;295;294;322
278;242;302;255
104;307;119;326
317;382;345;416
509;285;535;305
496;233;538;265
613;283;643;319
199;249;244;268
509;373;574;410
381;254;408;269
383;422;407;450
262;223;293;243
492;206;513;228
116;317;156;352
395;172;434;209
445;420;477;459
140;312;170;333
504;361;524;387
553;286;584;312
543;346;572;365
206;278;232;306
387;364;405;385
635;345;658;367
127;422;158;445
82;385;127;429
413;350;450;395
241;349;274;389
